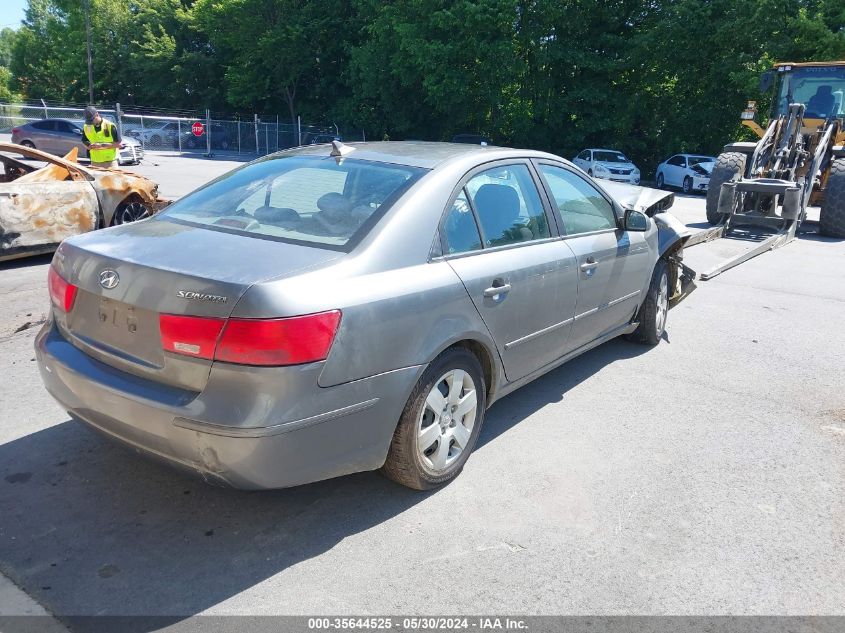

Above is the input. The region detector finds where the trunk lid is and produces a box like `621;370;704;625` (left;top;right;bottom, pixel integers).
54;218;341;392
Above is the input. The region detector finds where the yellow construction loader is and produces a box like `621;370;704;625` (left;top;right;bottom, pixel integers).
693;62;845;278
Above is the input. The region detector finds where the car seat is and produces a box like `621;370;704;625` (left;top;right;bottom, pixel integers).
807;85;835;117
473;184;533;244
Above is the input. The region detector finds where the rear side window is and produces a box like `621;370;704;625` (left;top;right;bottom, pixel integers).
442;190;482;254
539;164;617;235
158;156;425;250
32;121;55;131
465;164;549;247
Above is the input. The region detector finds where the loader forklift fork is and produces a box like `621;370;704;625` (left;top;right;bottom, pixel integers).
688;103;841;280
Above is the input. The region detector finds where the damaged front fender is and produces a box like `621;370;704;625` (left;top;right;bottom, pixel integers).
600;180;692;256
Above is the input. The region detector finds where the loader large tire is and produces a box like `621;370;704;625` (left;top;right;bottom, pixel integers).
706;152;747;225
820;158;845;238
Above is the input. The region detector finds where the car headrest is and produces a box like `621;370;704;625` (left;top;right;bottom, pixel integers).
473;184;521;236
816;85;832;96
316;192;352;220
253;206;299;224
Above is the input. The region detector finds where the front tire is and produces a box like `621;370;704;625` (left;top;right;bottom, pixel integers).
706;152;746;225
381;347;486;490
820;158;845;238
682;176;692;194
112;199;150;225
626;258;669;346
656;173;665;189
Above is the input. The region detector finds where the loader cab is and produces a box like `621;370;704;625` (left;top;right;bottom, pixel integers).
768;63;845;120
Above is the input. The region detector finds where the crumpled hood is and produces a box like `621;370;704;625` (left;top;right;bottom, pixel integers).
692;162;715;176
600;181;674;216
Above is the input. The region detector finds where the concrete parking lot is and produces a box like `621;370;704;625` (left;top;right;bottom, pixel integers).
1;155;843;627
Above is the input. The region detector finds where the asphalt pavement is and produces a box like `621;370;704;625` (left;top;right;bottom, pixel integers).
0;158;843;628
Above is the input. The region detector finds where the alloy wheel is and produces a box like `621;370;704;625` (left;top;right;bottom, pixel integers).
417;369;478;472
115;201;150;225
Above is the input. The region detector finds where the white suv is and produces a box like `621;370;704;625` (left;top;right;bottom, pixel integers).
573;148;640;184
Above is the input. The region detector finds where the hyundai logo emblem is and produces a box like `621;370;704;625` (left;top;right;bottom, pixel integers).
99;269;120;290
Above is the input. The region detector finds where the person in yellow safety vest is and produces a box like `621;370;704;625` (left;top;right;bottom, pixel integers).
82;105;122;169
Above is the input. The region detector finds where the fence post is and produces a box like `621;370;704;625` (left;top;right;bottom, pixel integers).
362;129;366;142
237;120;241;154
40;98;48;119
177;118;182;152
115;102;122;137
276;114;279;152
254;114;259;154
205;108;212;157
140;115;145;150
297;116;302;146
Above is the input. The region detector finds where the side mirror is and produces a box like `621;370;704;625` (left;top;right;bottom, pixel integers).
759;71;774;93
624;208;649;232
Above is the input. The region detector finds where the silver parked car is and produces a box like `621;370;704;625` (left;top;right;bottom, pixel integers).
36;142;689;490
11;118;143;165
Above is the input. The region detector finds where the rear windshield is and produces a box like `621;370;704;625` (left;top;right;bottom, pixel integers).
157;155;426;250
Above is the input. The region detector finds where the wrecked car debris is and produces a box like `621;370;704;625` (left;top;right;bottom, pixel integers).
0;142;168;262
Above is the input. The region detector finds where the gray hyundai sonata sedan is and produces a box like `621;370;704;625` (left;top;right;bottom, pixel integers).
36;141;690;490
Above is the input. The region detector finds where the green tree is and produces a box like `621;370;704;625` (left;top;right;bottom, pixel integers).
349;0;523;140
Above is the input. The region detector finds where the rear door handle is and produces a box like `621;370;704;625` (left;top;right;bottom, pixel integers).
580;257;598;272
483;282;511;298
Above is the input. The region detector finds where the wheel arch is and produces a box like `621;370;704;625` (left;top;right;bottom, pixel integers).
426;335;500;406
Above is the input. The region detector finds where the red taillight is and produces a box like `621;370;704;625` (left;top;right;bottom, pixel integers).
159;314;225;360
11;128;20;135
158;310;341;366
48;266;78;312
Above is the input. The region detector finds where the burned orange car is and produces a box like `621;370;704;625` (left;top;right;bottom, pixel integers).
0;142;167;262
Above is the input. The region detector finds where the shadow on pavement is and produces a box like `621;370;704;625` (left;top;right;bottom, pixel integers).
0;253;53;271
477;338;651;450
0;338;653;632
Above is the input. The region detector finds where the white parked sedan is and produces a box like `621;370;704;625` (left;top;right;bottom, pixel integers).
572;148;640;184
655;154;716;194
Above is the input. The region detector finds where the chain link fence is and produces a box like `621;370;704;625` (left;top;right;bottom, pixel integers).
0;100;363;158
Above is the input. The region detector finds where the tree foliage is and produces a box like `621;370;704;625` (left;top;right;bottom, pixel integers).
5;0;845;171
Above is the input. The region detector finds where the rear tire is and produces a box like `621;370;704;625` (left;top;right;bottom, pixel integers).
626;258;669;346
820;158;845;238
381;347;486;490
20;140;35;149
706;152;746;225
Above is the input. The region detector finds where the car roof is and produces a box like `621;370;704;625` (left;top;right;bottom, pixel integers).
588;148;625;153
284;141;559;169
28;118;80;124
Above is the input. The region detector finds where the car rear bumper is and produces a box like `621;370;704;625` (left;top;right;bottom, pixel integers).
35;320;420;489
